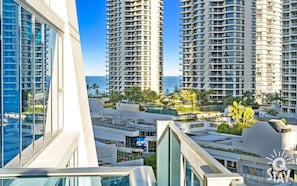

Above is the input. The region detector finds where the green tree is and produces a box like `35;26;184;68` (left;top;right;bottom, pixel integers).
109;91;122;104
228;101;244;123
243;107;255;123
172;92;181;107
219;102;256;135
124;85;143;103
198;89;214;105
242;90;255;106
143;89;157;103
172;92;180;100
181;89;197;108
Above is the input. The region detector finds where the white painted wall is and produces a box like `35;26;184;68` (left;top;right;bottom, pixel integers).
116;103;139;112
96;142;117;165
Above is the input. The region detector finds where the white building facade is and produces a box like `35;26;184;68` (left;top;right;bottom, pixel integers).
106;0;163;94
256;0;282;104
282;1;297;118
180;0;256;102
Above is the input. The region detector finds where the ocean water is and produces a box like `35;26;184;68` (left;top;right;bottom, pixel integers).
85;76;180;94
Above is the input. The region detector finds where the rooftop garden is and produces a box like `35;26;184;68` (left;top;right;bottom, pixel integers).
217;101;256;135
201;145;261;157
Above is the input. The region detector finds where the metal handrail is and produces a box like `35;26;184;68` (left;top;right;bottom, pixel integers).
0;166;151;178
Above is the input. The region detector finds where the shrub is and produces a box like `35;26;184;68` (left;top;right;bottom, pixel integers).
103;103;113;108
139;104;146;111
217;123;232;134
267;109;278;116
144;154;157;177
217;121;255;135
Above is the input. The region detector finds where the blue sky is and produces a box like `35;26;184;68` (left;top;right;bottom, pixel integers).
76;0;180;76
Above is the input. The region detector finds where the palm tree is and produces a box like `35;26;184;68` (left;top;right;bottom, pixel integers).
242;90;255;106
222;95;233;105
195;89;214;105
91;83;100;96
92;83;99;90
267;92;285;112
267;92;284;103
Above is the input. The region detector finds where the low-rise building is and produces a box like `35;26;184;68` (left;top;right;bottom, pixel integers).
181;119;297;185
91;108;175;165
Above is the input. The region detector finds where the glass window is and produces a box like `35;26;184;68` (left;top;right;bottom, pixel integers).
20;7;34;166
185;160;201;186
2;0;20;167
1;0;63;167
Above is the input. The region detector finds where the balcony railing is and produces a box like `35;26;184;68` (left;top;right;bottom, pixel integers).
157;120;244;186
0;166;156;186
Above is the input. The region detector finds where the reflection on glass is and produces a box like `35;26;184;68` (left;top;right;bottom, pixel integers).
51;30;58;135
21;7;34;166
185;161;191;186
185;160;200;186
34;20;44;152
0;176;123;186
1;0;63;167
2;0;20;166
43;24;51;145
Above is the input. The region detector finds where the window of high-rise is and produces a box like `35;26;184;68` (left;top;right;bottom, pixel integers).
106;0;163;93
180;0;256;102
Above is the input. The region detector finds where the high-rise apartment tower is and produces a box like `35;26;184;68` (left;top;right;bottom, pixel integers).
282;1;297;118
180;0;256;102
256;0;282;104
106;0;163;94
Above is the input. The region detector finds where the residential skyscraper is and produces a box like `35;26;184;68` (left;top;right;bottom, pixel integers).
0;0;97;168
106;0;163;94
282;1;297;118
180;0;256;102
256;0;282;104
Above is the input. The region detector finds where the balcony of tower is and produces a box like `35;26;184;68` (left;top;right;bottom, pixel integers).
180;1;191;8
